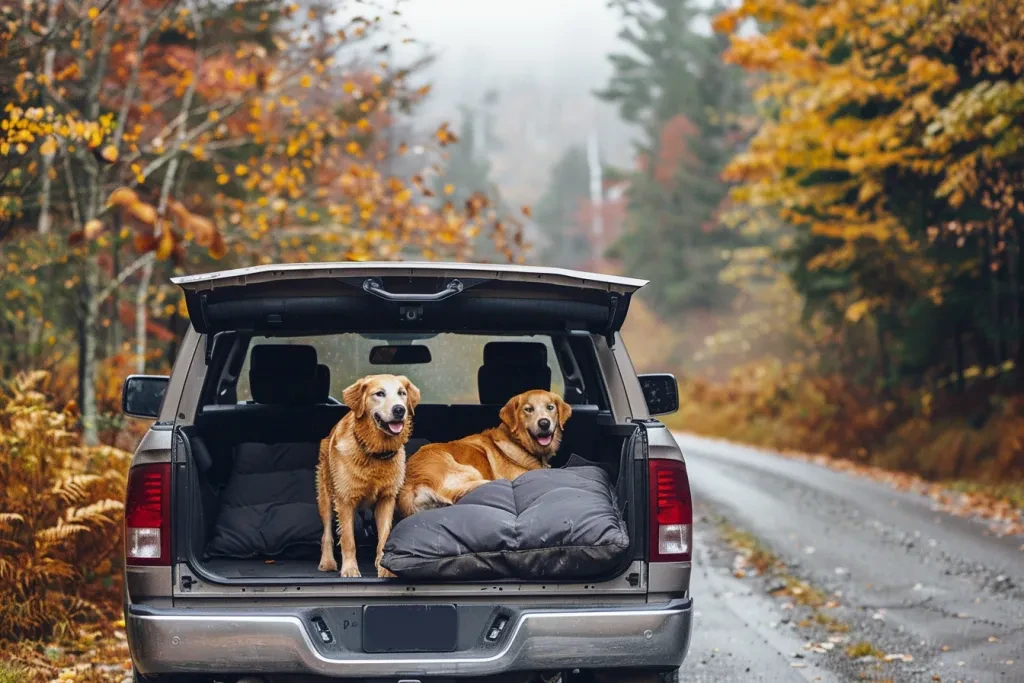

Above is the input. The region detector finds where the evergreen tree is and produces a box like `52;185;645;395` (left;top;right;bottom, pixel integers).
599;0;751;315
534;145;590;267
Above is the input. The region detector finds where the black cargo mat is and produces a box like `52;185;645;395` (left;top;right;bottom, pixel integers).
200;556;379;581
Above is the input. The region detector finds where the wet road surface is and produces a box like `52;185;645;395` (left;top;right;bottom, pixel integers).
678;433;1024;683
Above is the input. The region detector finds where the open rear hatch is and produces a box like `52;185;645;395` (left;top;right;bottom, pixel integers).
172;262;646;339
170;262;650;597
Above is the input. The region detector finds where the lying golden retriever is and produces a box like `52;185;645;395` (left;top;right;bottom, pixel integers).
317;374;420;578
398;389;571;518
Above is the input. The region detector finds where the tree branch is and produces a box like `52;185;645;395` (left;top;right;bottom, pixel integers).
92;251;156;307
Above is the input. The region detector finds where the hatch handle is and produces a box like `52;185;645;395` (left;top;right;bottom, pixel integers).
362;278;464;302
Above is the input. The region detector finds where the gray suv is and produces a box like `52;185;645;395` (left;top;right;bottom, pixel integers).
121;262;693;683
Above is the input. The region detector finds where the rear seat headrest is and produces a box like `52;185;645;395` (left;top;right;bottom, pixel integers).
249;344;320;405
478;341;552;405
316;364;331;402
482;341;548;366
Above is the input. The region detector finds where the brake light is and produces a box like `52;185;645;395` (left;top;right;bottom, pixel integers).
648;458;692;562
124;463;171;566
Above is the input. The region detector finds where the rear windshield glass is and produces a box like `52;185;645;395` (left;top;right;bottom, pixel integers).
236;333;565;405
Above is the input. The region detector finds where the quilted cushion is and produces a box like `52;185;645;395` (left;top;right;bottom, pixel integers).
380;465;630;580
205;442;324;559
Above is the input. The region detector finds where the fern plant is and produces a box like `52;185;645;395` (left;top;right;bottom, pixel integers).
0;371;131;641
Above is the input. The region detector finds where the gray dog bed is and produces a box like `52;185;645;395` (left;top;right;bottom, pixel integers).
380;465;630;581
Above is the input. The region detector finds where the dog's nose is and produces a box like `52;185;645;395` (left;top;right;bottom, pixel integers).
391;405;406;420
538;418;551;432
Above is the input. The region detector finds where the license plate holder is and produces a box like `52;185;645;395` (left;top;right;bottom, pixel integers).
362;604;458;653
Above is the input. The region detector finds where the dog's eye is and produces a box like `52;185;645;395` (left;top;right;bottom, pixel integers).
546;404;554;411
375;390;386;398
524;405;534;413
398;389;406;397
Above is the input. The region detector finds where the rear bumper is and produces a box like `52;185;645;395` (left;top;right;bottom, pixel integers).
127;598;692;678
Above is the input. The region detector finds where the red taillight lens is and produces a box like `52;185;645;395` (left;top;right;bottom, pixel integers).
124;463;171;566
648;458;692;562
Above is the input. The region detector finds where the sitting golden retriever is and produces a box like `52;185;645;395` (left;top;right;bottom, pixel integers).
398;389;571;518
317;374;420;578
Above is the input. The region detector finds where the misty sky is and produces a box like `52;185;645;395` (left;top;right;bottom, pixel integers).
399;0;623;109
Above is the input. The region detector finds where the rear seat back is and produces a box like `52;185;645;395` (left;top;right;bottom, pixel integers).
196;345;343;483
195;341;603;471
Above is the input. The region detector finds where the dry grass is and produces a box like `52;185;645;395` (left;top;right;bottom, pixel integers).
0;625;132;682
667;364;1024;527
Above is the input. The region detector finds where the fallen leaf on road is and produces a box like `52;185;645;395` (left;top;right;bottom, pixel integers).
884;653;914;662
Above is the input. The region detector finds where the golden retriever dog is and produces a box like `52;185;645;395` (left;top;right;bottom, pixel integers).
317;374;420;578
398;389;571;518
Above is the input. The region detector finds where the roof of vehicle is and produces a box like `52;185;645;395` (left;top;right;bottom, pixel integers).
171;261;648;295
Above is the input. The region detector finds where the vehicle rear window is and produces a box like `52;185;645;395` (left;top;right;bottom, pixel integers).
235;333;565;405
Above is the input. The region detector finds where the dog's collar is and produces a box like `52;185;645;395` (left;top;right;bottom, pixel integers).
354;431;400;461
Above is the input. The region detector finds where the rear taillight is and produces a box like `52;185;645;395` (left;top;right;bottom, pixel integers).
648;458;692;562
124;463;171;566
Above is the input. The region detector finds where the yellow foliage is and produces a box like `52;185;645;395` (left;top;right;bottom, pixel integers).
717;0;1024;250
844;299;871;323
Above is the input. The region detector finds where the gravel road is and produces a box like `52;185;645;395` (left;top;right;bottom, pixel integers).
678;433;1024;683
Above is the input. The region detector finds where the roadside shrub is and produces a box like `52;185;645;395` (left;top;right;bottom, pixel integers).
0;372;131;641
669;360;1024;484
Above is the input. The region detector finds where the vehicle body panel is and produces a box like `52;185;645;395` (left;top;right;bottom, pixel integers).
124;262;692;679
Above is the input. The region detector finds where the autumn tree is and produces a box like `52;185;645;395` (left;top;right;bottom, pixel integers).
1;0;520;445
599;0;752;316
716;0;1024;393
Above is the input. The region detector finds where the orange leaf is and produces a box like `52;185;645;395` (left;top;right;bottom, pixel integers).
190;214;217;247
127;201;157;226
155;228;175;260
133;232;157;253
208;232;228;260
84;219;104;239
107;187;139;208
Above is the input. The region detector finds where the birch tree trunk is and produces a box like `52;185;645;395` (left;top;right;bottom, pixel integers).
81;264;101;446
135;259;154;373
36;0;60;235
134;14;202;371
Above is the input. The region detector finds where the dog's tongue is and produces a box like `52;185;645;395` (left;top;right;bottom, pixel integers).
387;421;404;434
536;434;553;447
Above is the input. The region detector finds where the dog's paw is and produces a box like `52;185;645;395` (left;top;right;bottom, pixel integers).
318;557;338;572
340;564;361;578
377;565;396;579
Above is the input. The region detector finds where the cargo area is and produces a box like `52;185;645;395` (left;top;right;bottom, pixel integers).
174;331;644;587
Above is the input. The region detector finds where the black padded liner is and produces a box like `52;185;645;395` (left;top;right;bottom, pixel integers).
205;442;323;559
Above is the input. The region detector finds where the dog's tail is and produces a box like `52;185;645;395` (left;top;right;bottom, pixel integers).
398;486;453;517
414;487;453;511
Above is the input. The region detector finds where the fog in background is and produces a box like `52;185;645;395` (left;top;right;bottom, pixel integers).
395;0;637;206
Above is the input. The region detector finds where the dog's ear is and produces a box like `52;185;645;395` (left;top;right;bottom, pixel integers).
499;393;523;433
342;378;368;419
554;394;572;429
399;376;421;413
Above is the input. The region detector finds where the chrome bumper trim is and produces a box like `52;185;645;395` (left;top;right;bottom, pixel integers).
128;599;692;676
